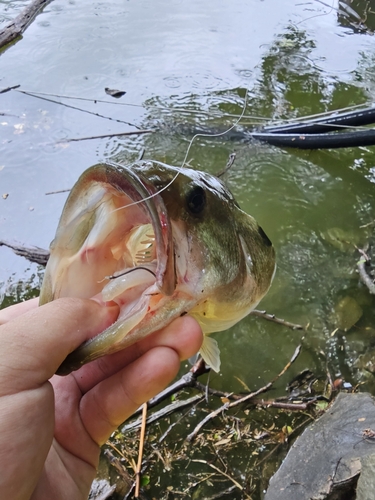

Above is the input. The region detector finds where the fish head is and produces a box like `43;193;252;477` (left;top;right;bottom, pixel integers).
40;161;275;374
137;162;276;333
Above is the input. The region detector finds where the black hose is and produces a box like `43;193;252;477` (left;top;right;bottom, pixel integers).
263;106;375;135
250;128;375;149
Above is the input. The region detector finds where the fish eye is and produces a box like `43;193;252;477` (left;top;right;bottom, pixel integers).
186;185;206;215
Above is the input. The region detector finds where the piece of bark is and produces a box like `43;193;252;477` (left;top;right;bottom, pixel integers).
89;479;116;500
0;0;53;49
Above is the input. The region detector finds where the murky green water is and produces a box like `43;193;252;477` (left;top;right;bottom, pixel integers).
2;0;375;498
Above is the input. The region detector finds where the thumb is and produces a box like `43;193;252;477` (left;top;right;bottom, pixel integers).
0;297;119;395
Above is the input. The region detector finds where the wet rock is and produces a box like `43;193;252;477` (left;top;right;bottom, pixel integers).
356;454;375;500
265;392;375;500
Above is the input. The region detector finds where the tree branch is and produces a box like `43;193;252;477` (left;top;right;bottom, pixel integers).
0;0;53;50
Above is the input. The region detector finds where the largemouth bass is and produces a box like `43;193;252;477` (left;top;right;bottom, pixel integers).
40;161;276;375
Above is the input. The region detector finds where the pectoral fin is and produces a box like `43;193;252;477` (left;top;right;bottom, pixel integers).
199;335;221;373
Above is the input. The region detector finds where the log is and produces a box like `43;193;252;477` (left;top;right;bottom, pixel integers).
0;240;49;265
0;0;53;49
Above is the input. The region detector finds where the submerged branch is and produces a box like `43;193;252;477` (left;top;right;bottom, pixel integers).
186;340;304;442
357;247;375;295
61;129;153;142
0;0;53;50
122;394;204;433
251;309;305;330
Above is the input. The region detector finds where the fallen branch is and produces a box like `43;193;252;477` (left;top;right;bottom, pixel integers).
191;459;249;498
61;129;153;142
122;394;204;433
186;341;304;442
0;0;53;50
0;240;49;265
250;309;305;330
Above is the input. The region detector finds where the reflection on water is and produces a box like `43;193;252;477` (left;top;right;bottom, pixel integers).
1;0;375;497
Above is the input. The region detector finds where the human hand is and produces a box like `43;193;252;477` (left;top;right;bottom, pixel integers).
0;297;203;500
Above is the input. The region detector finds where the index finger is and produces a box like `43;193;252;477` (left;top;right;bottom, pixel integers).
0;298;119;395
0;297;39;325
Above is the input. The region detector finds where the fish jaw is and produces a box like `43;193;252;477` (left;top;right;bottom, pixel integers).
40;163;175;306
39;163;182;374
57;292;198;374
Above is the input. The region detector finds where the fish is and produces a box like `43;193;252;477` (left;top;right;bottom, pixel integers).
39;160;276;375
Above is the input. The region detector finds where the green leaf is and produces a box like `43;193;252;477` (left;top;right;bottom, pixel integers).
141;475;150;486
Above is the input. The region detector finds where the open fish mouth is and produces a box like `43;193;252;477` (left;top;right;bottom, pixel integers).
40;162;176;373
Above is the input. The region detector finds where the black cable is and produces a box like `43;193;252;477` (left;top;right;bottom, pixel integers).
263;106;375;135
250;128;375;149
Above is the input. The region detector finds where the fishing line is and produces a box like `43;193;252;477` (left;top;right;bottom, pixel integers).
107;88;249;213
16;88;264;121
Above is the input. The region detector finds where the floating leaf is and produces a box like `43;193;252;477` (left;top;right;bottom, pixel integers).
105;87;126;98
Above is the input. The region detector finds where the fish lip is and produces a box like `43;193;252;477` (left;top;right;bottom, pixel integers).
105;161;175;296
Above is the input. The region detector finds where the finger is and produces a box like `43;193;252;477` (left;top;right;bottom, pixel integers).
0;298;119;394
0;297;39;325
80;345;182;444
71;315;203;394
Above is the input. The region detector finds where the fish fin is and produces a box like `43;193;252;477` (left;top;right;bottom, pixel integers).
199;335;221;373
188;353;200;366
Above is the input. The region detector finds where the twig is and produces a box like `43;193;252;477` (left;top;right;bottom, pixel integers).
137;148;145;161
122;394;204;432
103;449;133;490
132;360;210;415
0;85;20;94
191;460;245;494
216;152;236;177
17;89;142;128
251;309;305;330
251;398;317;411
158;396;204;443
186;341;304;442
205;485;237;500
357;247;375;294
45;188;71;195
61;129;153;143
0;0;53;49
135;403;148;498
254;416;312;468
